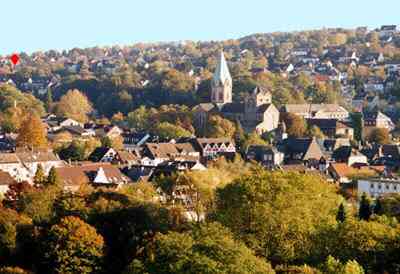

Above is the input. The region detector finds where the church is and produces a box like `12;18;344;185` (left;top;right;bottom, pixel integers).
194;52;280;135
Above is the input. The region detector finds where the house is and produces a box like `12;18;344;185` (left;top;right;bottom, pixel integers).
361;144;400;167
283;104;349;120
88;147;117;162
51;125;94;138
193;52;280;134
280;137;324;164
190;138;236;160
358;177;400;199
94;125;123;139
56;162;131;192
112;150;140;166
379;25;397;38
332;146;368;167
362;111;395;138
142;142;200;166
329;163;384;183
363;77;385;93
0;150;65;183
306;118;354;139
246;145;284;168
45;116;83;132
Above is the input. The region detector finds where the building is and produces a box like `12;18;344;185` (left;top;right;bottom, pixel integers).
193;52;280;134
246;145;284;168
358;177;400;199
283;104;349;120
190;138;236;160
306;118;354;139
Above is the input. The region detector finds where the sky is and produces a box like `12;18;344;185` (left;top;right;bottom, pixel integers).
1;0;399;55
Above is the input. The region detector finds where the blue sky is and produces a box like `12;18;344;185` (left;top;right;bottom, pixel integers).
1;0;399;55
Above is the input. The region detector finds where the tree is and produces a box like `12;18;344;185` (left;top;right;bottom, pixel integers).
283;113;307;137
359;193;372;221
308;125;326;139
44;216;104;274
323;256;364;274
205;115;236;138
55;89;93;123
215;168;340;264
337;203;346;223
134;222;274;274
374;198;383;215
152;122;192;139
46;167;60;187
16;113;48;149
58;141;85;161
368;128;390;145
33;165;46;186
45;88;54;112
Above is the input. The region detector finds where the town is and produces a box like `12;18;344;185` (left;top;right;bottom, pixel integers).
2;24;400;273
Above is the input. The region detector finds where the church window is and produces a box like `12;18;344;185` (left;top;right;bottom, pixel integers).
219;92;223;101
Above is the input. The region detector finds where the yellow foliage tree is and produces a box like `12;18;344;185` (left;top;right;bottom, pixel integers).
55;89;93;123
16;113;48;149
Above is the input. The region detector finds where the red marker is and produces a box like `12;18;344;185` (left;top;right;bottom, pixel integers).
10;54;20;65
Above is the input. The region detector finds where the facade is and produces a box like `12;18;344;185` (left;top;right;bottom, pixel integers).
358;178;400;199
283;104;349;120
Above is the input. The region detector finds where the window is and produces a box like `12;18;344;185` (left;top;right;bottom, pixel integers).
386;184;390;190
395;185;398;191
378;184;382;189
219;92;223;101
370;184;374;189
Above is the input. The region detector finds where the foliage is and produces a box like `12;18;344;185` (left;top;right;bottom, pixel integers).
152;122;192;139
55;89;93;123
215;168;340;264
283;112;307;137
16;113;48;149
359;193;372;221
44;216;104;274
205;115;236;138
135;222;275;274
33;165;46;186
368;128;390;145
337;203;346;223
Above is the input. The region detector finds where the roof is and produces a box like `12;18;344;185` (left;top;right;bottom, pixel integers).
306;118;351;130
56;162;130;187
283;138;324;160
213;51;232;86
220;102;245;113
0;170;16;185
0;153;20;164
89;147;115;162
115;150;139;163
195;138;234;147
16;151;60;163
284;104;348;114
193;103;217;112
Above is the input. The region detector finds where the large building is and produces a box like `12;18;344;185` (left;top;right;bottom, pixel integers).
194;52;280;135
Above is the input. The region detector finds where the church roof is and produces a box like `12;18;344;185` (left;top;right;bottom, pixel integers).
220;102;245;113
213;51;232;86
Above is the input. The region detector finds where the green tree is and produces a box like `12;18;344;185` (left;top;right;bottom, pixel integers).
44;216;104;274
215;168;340;264
46;167;60;187
45;88;54;112
359;193;372;221
374;198;383;216
135;222;274;274
153;122;192;139
33;165;46;186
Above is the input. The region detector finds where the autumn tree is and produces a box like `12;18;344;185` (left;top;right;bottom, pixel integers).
205;115;236;138
55;89;93;123
46;167;60;187
368;128;390;145
44;216;104;274
283;113;307;137
152;122;192;139
16;113;48;149
337;203;346;223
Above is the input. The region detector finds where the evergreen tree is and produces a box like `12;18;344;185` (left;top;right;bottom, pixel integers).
374;198;384;215
359;192;372;221
33;164;46;186
46;166;60;186
336;203;346;223
46;88;54;112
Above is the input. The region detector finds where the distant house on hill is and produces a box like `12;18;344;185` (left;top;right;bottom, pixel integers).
283;104;349;120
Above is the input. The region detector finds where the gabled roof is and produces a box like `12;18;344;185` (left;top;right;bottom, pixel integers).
283;138;324;161
213;51;232;86
0;170;16;185
89;147;115;162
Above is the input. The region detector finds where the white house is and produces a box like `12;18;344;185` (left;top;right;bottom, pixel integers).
358;178;400;199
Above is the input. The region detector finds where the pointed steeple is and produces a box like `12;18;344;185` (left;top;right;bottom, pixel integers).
211;51;232;105
213;51;232;86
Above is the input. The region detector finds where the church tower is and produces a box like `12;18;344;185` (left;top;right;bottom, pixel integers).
211;51;232;105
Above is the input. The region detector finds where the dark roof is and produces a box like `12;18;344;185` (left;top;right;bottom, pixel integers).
306;118;351;130
89;147;113;162
257;104;273;113
283;138;324;160
221;102;245;113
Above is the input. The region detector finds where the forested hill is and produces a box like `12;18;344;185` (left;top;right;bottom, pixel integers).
0;26;400;119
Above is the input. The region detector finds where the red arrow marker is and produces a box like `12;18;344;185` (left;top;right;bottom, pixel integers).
10;54;20;65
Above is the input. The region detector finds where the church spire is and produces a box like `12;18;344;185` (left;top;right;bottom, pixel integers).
211;51;232;105
213;51;232;87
